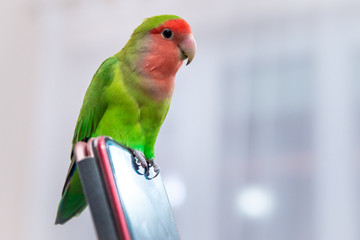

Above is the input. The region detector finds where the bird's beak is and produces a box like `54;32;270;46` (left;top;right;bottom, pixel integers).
179;35;196;65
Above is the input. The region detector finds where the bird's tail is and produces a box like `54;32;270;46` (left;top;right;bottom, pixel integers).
55;161;87;224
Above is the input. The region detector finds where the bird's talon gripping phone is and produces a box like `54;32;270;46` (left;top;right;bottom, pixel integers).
131;159;147;176
75;136;180;240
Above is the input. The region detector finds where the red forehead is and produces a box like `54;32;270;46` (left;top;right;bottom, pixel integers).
150;19;192;34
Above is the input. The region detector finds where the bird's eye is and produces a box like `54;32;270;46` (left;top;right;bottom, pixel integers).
162;29;173;39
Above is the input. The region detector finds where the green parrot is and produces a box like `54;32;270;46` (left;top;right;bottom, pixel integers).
55;14;196;224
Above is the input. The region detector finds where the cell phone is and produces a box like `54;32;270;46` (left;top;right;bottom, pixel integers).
75;136;180;240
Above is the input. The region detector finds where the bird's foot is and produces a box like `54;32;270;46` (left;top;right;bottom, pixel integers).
129;149;160;179
130;149;148;175
146;159;160;180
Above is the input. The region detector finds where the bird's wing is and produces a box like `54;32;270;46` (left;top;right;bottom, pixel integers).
72;56;119;145
62;56;119;194
55;57;121;224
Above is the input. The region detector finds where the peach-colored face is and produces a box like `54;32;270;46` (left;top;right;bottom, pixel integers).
140;19;196;99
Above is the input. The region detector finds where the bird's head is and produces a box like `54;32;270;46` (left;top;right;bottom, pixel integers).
118;15;196;98
146;16;196;66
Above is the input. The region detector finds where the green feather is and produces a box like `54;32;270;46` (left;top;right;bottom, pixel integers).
133;14;180;35
55;14;179;224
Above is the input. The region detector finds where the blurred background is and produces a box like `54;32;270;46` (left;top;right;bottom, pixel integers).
1;0;360;239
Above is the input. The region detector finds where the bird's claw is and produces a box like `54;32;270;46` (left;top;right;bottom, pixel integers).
145;159;160;180
129;149;160;179
130;149;148;175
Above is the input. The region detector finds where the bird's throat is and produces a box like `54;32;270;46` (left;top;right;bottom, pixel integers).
137;36;183;100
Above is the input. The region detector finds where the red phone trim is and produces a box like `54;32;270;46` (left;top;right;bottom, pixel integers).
96;137;131;240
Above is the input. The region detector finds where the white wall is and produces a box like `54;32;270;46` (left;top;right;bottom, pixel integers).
1;0;360;239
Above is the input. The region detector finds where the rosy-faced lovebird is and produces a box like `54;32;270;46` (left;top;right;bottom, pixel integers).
55;14;196;224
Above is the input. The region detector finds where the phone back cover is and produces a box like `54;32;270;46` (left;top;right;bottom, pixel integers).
77;156;120;240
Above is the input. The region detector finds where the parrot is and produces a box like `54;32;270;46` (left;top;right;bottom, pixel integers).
55;14;196;225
